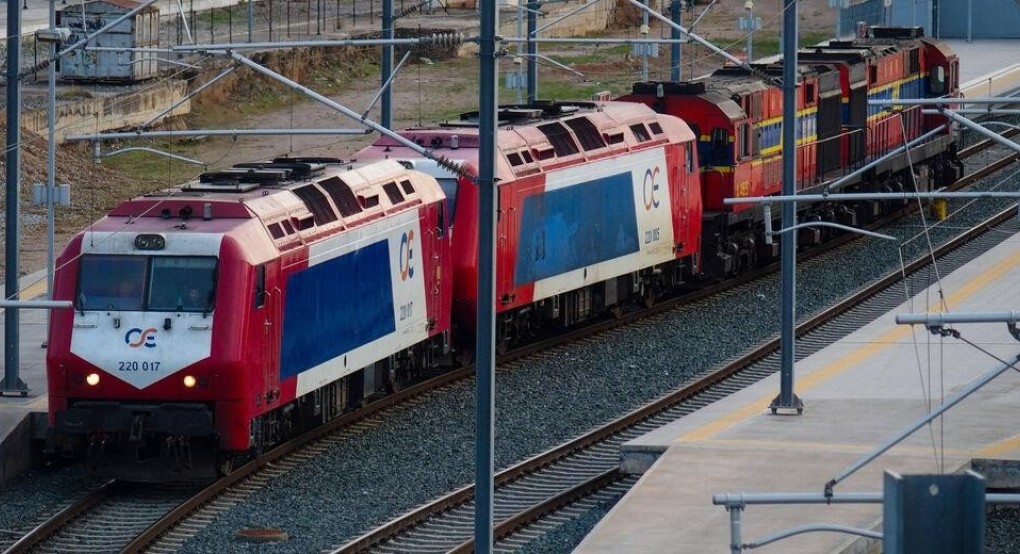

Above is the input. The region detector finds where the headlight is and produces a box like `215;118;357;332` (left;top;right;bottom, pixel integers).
183;375;197;388
85;373;100;386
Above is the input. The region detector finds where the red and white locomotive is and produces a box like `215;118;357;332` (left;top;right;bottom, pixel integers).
47;101;703;479
46;27;964;481
47;159;454;479
360;101;702;344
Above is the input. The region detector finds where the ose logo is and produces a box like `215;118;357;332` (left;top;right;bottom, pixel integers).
643;167;661;211
399;230;415;281
125;327;157;348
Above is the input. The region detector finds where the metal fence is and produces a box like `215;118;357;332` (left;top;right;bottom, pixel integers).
5;0;457;78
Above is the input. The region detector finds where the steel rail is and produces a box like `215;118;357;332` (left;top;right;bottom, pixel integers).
28;138;1009;554
326;157;1020;553
2;481;116;554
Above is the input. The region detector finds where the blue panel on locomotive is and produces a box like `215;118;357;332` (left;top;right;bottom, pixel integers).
281;239;396;378
514;172;640;285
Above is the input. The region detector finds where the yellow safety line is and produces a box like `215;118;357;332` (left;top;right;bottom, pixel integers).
0;279;49;316
26;395;48;409
975;433;1020;458
20;280;47;300
677;242;1020;444
688;437;975;458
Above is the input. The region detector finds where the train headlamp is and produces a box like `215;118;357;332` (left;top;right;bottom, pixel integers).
134;234;166;250
85;373;100;386
183;375;197;388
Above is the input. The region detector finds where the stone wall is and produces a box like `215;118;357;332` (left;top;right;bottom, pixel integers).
19;81;191;144
444;0;616;37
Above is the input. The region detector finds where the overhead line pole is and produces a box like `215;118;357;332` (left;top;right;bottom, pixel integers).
2;0;25;396
670;0;681;81
773;0;802;414
46;0;56;316
475;0;499;551
381;0;393;129
527;0;538;102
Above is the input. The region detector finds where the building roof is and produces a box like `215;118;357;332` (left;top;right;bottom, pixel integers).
59;0;159;14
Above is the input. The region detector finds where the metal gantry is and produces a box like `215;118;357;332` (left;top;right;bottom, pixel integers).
774;0;802;415
13;0;1020;548
2;0;25;396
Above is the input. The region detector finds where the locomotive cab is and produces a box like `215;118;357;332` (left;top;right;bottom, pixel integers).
52;233;226;481
48;158;456;482
75;252;217;314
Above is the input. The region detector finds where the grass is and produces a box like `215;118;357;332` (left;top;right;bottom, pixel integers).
100;144;208;185
522;79;633;102
547;44;632;65
699;30;833;59
101;19;837;183
56;87;94;101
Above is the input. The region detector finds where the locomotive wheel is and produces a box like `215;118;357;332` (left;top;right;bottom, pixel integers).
642;289;657;308
456;348;475;367
218;457;234;477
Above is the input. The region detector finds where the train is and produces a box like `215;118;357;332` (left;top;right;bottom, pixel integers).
46;26;962;481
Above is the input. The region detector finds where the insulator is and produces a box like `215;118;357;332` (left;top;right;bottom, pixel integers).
419;32;464;48
396;3;421;17
431;152;474;179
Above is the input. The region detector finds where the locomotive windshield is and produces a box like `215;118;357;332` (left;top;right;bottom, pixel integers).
76;255;218;313
77;256;146;311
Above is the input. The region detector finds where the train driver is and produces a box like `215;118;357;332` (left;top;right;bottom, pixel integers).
180;286;211;312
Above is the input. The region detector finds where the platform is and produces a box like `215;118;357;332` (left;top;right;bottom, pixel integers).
0;271;56;486
575;227;1020;553
946;39;1020;85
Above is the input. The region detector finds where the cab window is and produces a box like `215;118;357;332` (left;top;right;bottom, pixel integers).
929;65;946;96
76;254;218;313
76;255;146;311
709;128;730;166
254;264;266;309
148;257;218;312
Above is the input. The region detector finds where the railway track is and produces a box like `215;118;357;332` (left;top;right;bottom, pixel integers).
2;481;200;554
4;139;1016;554
326;179;1020;553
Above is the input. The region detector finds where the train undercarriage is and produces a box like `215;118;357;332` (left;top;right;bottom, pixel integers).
52;331;454;481
701;147;963;280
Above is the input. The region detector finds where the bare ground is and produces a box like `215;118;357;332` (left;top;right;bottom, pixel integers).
1;0;835;283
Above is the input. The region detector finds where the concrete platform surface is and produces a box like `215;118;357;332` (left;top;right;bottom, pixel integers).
575;229;1020;553
946;39;1020;85
0;270;55;486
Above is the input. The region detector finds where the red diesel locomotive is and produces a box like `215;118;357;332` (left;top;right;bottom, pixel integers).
619;26;962;276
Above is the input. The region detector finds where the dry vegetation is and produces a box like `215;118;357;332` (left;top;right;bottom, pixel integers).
1;0;835;281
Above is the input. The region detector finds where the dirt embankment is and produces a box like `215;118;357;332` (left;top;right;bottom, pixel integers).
1;0;835;281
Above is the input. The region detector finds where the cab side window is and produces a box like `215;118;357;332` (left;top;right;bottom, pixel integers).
929;65;946;96
710;128;730;166
254;265;266;309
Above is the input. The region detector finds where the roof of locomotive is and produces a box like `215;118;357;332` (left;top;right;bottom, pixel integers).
417;99;664;130
919;36;957;58
104;158;445;241
797;47;874;64
370;99;694;151
628;26;948;107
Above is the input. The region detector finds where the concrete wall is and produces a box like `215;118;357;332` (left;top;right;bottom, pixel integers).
939;0;1020;39
537;0;615;39
839;0;1020;39
0;413;36;488
448;0;615;37
837;0;933;38
18;81;191;144
890;0;933;35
